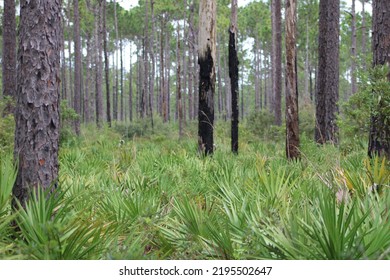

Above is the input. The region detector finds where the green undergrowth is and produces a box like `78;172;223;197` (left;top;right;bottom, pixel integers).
0;122;389;259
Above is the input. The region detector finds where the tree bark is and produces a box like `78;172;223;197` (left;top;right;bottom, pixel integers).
315;0;340;144
368;0;390;159
241;61;245;119
103;0;111;127
351;0;357;95
165;32;171;121
187;37;194;120
285;0;300;160
229;0;239;154
74;0;82;135
271;0;282;126
95;2;104;128
325;0;340;144
129;44;133;122
120;38;124;122
189;1;197;121
264;54;269;109
160;19;167;122
255;36;262;111
84;34;92;123
217;41;223;117
304;18;310;101
66;0;73;108
198;0;216;155
224;55;231;120
13;0;62;206
182;3;188;124
149;0;155;128
177;25;183;139
361;0;367;71
2;0;17;115
113;0;119;121
60;16;67;102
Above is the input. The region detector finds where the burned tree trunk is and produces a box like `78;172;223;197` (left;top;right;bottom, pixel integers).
229;0;239;154
198;0;216;155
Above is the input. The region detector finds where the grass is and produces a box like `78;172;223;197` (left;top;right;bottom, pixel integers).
0;120;389;259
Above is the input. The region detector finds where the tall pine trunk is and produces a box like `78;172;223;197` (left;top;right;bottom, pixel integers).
2;0;17;115
189;1;197;120
351;0;357;95
95;2;104;128
368;0;390;159
217;42;223;117
129;44;134;122
160;20;167;122
84;34;92;123
361;0;367;71
61;15;67;101
315;0;340;144
66;0;73;108
13;0;62;206
325;0;340;144
103;0;111;127
149;0;156;128
285;0;300;160
177;25;183;139
74;0;82;135
271;0;282;126
113;0;119;121
120;38;124;121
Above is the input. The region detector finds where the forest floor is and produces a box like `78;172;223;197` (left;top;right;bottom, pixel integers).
0;121;389;259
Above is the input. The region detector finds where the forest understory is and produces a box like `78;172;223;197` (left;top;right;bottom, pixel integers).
0;119;389;260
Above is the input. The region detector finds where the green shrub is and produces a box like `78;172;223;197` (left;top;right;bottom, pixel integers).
2;114;389;260
59;101;79;146
339;65;390;141
299;103;315;138
113;116;176;140
0;154;16;217
0;97;15;153
245;110;284;141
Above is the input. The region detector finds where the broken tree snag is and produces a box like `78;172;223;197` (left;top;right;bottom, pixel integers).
198;0;216;155
229;0;239;154
13;0;62;207
198;46;215;155
285;0;300;160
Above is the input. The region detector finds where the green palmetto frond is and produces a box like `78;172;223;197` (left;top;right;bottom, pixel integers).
0;154;17;216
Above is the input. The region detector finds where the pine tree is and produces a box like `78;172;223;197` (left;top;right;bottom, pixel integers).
368;0;390;159
13;0;62;206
